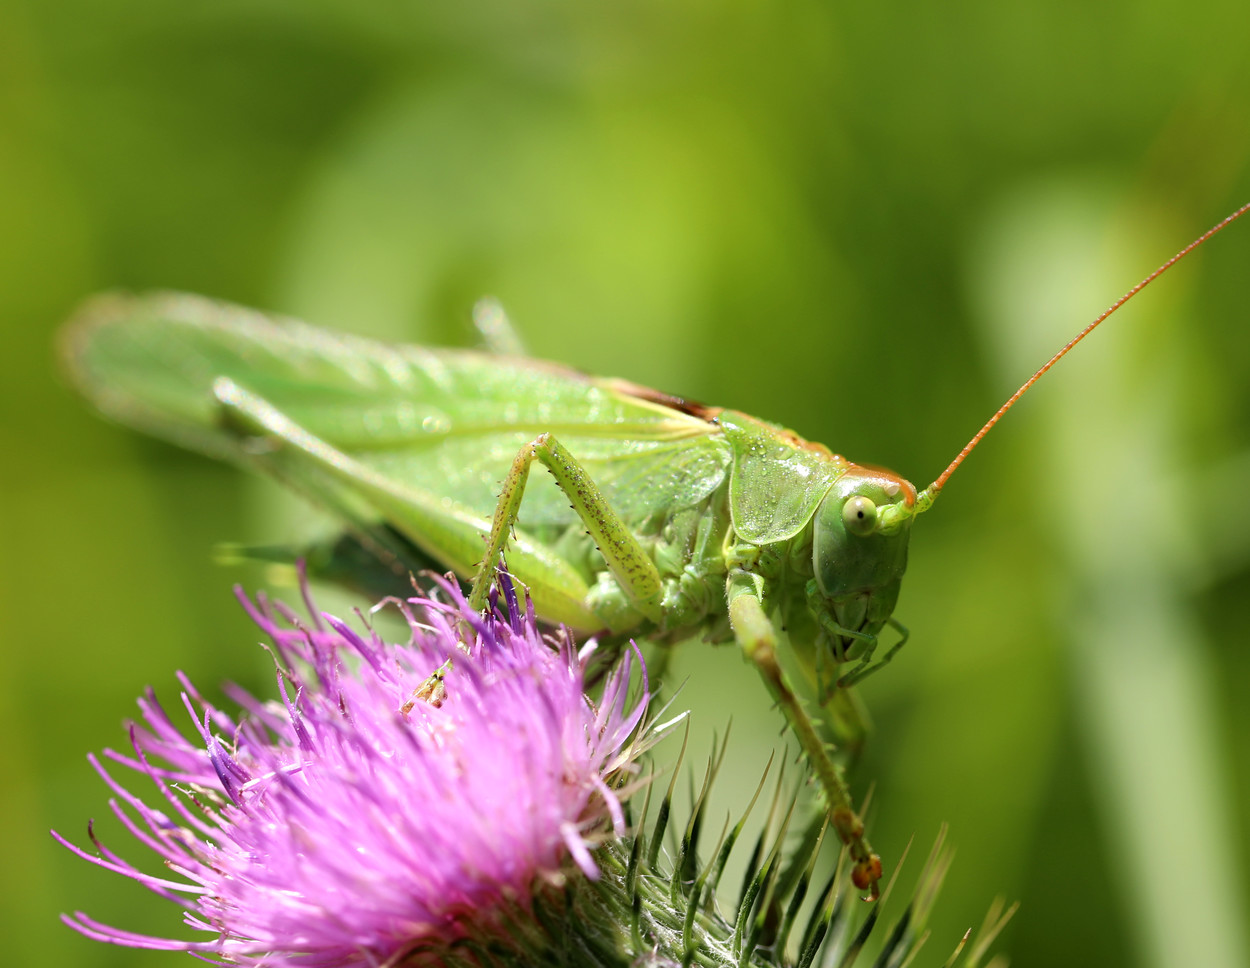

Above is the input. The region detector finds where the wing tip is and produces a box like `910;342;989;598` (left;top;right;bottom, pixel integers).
57;290;251;459
58;289;221;390
58;289;134;390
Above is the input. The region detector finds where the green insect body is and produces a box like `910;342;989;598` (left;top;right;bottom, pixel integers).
65;294;919;660
60;203;1249;900
64;291;918;891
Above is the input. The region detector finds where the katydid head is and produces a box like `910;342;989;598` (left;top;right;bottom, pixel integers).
811;465;918;651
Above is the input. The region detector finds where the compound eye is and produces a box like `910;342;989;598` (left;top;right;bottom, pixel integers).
842;495;878;536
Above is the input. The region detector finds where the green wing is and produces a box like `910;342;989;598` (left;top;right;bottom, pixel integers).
62;292;731;621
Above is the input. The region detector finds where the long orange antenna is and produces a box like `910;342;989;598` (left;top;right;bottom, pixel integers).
915;201;1250;512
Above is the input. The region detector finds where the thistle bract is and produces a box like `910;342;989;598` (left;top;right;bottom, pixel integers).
55;575;650;966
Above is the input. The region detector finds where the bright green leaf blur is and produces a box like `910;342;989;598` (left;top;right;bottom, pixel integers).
3;3;1248;967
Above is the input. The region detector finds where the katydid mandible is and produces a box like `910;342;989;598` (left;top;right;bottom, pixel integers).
60;203;1250;898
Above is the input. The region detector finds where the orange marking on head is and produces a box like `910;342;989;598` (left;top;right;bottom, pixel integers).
846;463;917;507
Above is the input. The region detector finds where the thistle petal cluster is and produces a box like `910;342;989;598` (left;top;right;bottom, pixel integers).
55;576;650;966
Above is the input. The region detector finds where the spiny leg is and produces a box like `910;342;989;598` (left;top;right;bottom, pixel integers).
727;569;882;899
468;432;665;624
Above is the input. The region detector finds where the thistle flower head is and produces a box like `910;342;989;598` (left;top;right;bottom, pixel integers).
55;574;651;966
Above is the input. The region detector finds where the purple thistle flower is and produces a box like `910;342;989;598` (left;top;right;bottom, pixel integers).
55;574;651;966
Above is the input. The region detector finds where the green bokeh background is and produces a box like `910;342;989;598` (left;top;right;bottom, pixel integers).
3;3;1249;967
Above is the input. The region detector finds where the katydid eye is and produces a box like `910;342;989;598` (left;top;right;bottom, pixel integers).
842;496;878;535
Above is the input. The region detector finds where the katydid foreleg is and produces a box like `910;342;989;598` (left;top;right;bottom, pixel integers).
801;576;910;690
838;617;910;689
726;569;882;898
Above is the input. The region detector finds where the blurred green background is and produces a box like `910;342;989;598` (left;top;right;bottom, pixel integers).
3;2;1249;966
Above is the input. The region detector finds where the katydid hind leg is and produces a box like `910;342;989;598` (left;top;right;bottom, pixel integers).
210;387;437;592
215;376;497;582
214;378;598;629
726;570;882;897
469;432;665;624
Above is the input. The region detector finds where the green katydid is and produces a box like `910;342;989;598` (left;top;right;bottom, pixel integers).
60;203;1249;899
